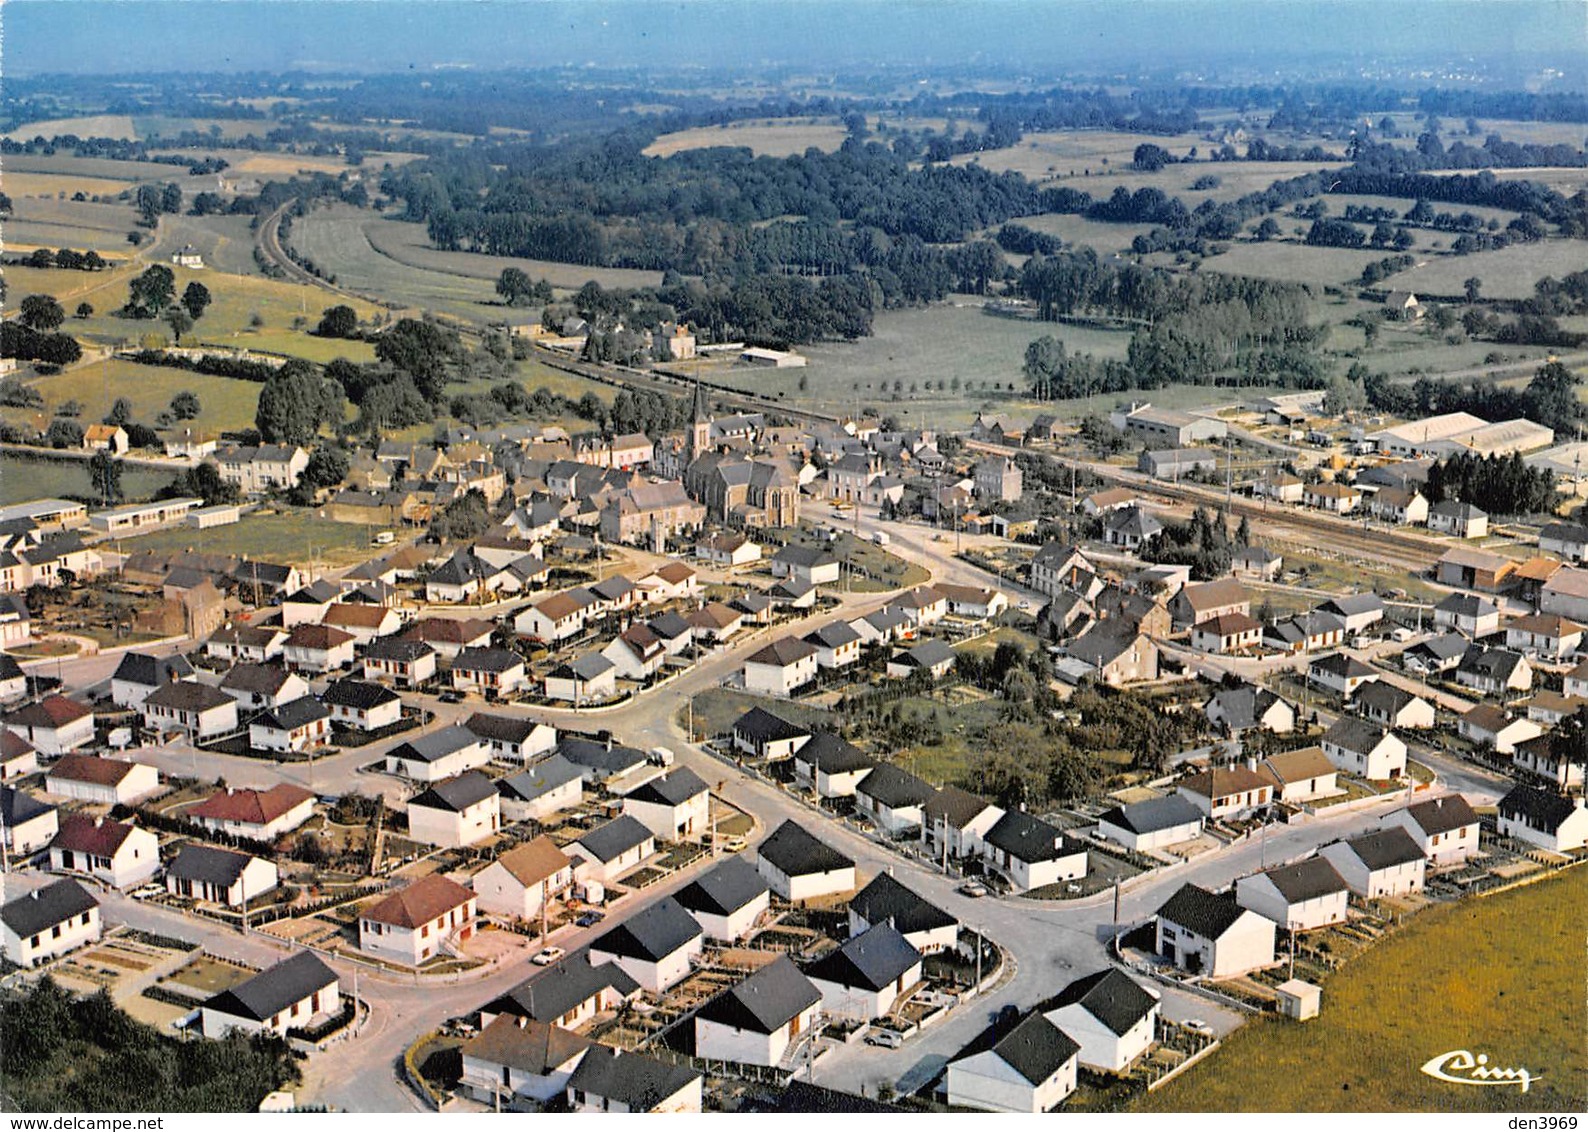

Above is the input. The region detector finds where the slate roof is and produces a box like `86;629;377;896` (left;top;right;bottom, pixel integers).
1323;716;1394;755
363;873;474;928
167;843;256;888
1206;684;1286;731
773;544;838;569
254;696;331;733
1499;783;1583;831
746;637;818;667
758;819;854;876
453;647;522;674
624;767;708;808
795;732;874;775
143;681;235;713
731;707;810;746
499;756;583;803
112;652;195;687
409;771;497;814
573;815;653;863
1310;652;1376;680
557;736;648;777
854;762;935;809
487;954;640;1024
1177;765;1270;800
988;1013;1081;1086
674;857;770;918
924;785;997;829
1040;968;1158;1036
590;897;702;962
1401;794;1479;837
322;679;402;711
802;923;920;992
220;663;296;695
898;639;957;670
1338;827;1425;870
696;954;820;1034
390;725;481;764
461;1015;592;1075
0;785;54;829
1;878;98;940
984;810;1078;864
848;872;956;937
805;620;862;649
564;1044;701;1111
1252;857;1349;903
363;638;436;663
464;712;548;746
1156;883;1247;939
1353;681;1424;717
1098;793;1203;836
204;952;337;1023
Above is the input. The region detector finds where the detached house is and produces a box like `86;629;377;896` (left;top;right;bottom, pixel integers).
359;874;477;965
1235;857;1350;931
386;725;490;782
743;637;818;697
1321;717;1407;780
675;857;771;943
1386;794;1480;865
1;879;100;968
322;679;403;731
1;786;57;855
1353;682;1437;730
1457;703;1541;754
189;784;315;841
853;762;935;837
220;664;309;712
1169;578;1249;631
142;681;239;741
621;767;710;841
1176;765;1273;820
1154;883;1276;977
497;756;583;823
1307;651;1379;697
249;696;332;754
1191;612;1264;654
1505;613;1583;662
792;732;876;798
199;951;340;1041
1511;733;1585;790
362;639;438;687
567;815;656;884
1434;593;1500;638
49;815;159;889
1096;794;1204;853
283;624;357;674
165;844;279;907
1496;784;1588;853
695;955;822;1070
45;754;159;806
925;787;1004;861
407;772;500;848
459;1017;593;1107
474;835;574;921
565;1046;702;1114
848;872;958;954
1041;968;1160;1075
1455;647;1532;695
946;1012;1081;1114
803;923;922;1022
587;897;704;993
1319;829;1426;897
756;819;855;902
4;695;94;756
110;652;196;709
1254;747;1340;803
451;648;530;696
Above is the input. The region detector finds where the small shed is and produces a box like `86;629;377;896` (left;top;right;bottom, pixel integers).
1274;978;1320;1021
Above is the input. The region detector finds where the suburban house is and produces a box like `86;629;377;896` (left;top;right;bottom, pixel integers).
212;444;308;495
694;954;822;1070
1203;685;1295;736
731;708;812;761
674;857;771;943
1040;968;1160;1075
142;681;239;741
165;844;279;907
44;754;160;806
1353;682;1437;730
1;786;57;855
1319;829;1427;897
1504;613;1583;662
792;732;876;798
1495;784;1588;853
497;757;584;823
1;879;100;968
981;811;1088;893
1153;883;1277;977
587;897;704;993
1231;546;1283;581
1457;704;1541;754
200;951;340;1040
602;625;667;681
219;664;310;712
462;713;556;762
1254;747;1340;803
361;639;438;687
1234;857;1351;931
1168;578;1249;631
1402;633;1470;676
1304;481;1361;513
1307;652;1380;697
3;695;95;755
853;763;936;837
543;655;618;705
1511;733;1585;790
1368;487;1428;526
565;1045;703;1114
1321;717;1407;780
452;648;530;696
282;624;357;673
472;836;573;921
1175;765;1273;820
188;784;315;841
49;815;160;889
566;816;656;884
924;787;1004;861
322;679;404;731
1266;610;1347;654
756;819;856;902
110;652;196;709
886;639;958;681
1454;647;1533;695
1103;506;1162;551
770;545;841;587
385;726;491;782
1428;500;1488;539
1060;629;1159;685
249;697;333;754
1434;592;1501;638
803;922;922;1021
407;772;501;849
481;956;640;1032
847;872;958;955
1190;612;1265;654
804;621;864;671
459;1016;593;1107
1096;794;1204;852
1318;593;1386;635
359;873;477;965
743;637;819;697
946;1012;1081;1114
620;767;710;841
1385;794;1480;865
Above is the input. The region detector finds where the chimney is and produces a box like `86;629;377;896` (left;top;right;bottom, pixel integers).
516;1015;528;1029
1246;757;1258;772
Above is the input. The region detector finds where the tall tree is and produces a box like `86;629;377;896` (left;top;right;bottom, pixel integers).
88;450;123;506
255;360;341;445
180;281;212;321
125;265;175;318
495;267;533;306
19;294;65;332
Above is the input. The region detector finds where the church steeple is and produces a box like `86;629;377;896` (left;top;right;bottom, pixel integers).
689;379;710;462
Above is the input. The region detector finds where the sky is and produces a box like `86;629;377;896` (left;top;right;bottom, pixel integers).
4;0;1586;78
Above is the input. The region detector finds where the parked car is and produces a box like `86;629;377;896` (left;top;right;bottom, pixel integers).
957;881;988;899
1183;1018;1214;1036
438;690;464;703
575;911;605;928
531;947;566;966
863;1028;904;1049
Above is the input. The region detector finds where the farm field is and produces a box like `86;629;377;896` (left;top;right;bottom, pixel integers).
1002;213;1158;257
0;453;175;507
0;153;183;182
3;172;138;199
116;508;379;568
3;114;139;141
950;128;1209;181
26;358;263;433
361;216;666;292
644;118;849;158
1196;240;1406;288
1135;866;1587;1113
130;116;270;141
1381;238;1588;300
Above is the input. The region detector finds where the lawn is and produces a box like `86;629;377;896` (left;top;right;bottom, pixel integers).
0;453;175;507
27;358;263;433
681;687;836;741
115;508;380;568
1135;866;1587;1113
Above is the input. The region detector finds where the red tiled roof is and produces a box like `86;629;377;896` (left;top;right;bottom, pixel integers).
189;783;314;826
47;753;137;787
363;873;473;929
53;813;138;856
287;624;356;650
6;694;93;728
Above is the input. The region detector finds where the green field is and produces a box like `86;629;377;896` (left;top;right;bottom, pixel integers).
115;508;378;568
1137;867;1587;1113
361;217;665;293
27;359;263;433
0;453;175;507
1382;238;1588;300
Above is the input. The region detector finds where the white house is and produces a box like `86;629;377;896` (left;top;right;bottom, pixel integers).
1096;794;1204;853
1319;829;1427;898
406;772;501;849
497;756;583;823
946;1012;1080;1114
165;844;279;907
542;655;617;704
362;639;438;687
586;897;704;993
1254;747;1341;804
460;1016;593;1106
731;707;812;762
847;872;958;955
219;664;310;712
792;732;876;799
674;857;771;943
1321;717;1407;780
142;681;239;741
472;835;573;921
694;955;822;1069
188;784;315;842
756;819;855;902
742;637;818;697
982;811;1088;894
451;648;531;697
1;786;57;856
620;767;710;841
566;816;655;884
321;679;404;731
49;815;160;889
358;874;477;965
1175;765;1273;820
853;763;935;837
804;923;922;1022
564;1046;702;1114
1496;784;1588;853
1385;794;1480;866
3;695;95;756
385;725;491;782
1457;704;1542;754
1154;883;1277;978
1;879;101;969
463;712;557;763
1042;968;1160;1075
44;754;160;807
1353;682;1437;731
1235;857;1351;931
110;652;196;709
200;952;340;1040
249;696;332;754
925;787;1005;861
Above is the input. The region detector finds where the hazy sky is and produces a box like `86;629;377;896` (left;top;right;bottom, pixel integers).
5;0;1586;78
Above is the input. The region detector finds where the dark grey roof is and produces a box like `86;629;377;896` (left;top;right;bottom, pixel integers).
1324;715;1392;755
1458;647;1526;680
802;923;920;992
220;662;295;694
551;653;614;681
773;544;838;568
901;639;957;669
204;952;338;1023
1206;684;1287;732
757;819;854;877
984;810;1079;865
574;815;653;862
854;762;935;809
0;655;23;683
675;857;770;918
409;771;497;813
805;621;861;649
1310;652;1376;679
464;712;548;745
1409;634;1470;662
795;732;874;775
453;647;521;673
754;1081;906;1114
1157;883;1247;939
499;755;584;802
390;725;480;763
112;652;195;688
558;736;648;777
849;873;956;937
924;786;997;828
1435;592;1496;617
564;1044;701;1111
648;612;692;640
696;954;821;1034
254;696;331;732
590;896;702;962
1499;783;1582;830
1340;827;1425;870
1353;681;1421;715
1;878;97;939
1252;857;1349;903
322;679;401;711
167;843;254;887
363;638;436;662
624;767;708;807
143;680;236;712
989;1013;1081;1086
1040;968;1158;1037
1400;794;1476;838
732;707;810;746
1099;793;1204;836
0;785;54;829
488;954;639;1023
1320;593;1385;618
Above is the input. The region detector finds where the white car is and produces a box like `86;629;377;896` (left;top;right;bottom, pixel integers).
864;1028;904;1049
531;946;566;966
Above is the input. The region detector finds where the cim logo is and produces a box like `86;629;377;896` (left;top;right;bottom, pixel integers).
1421;1050;1539;1093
